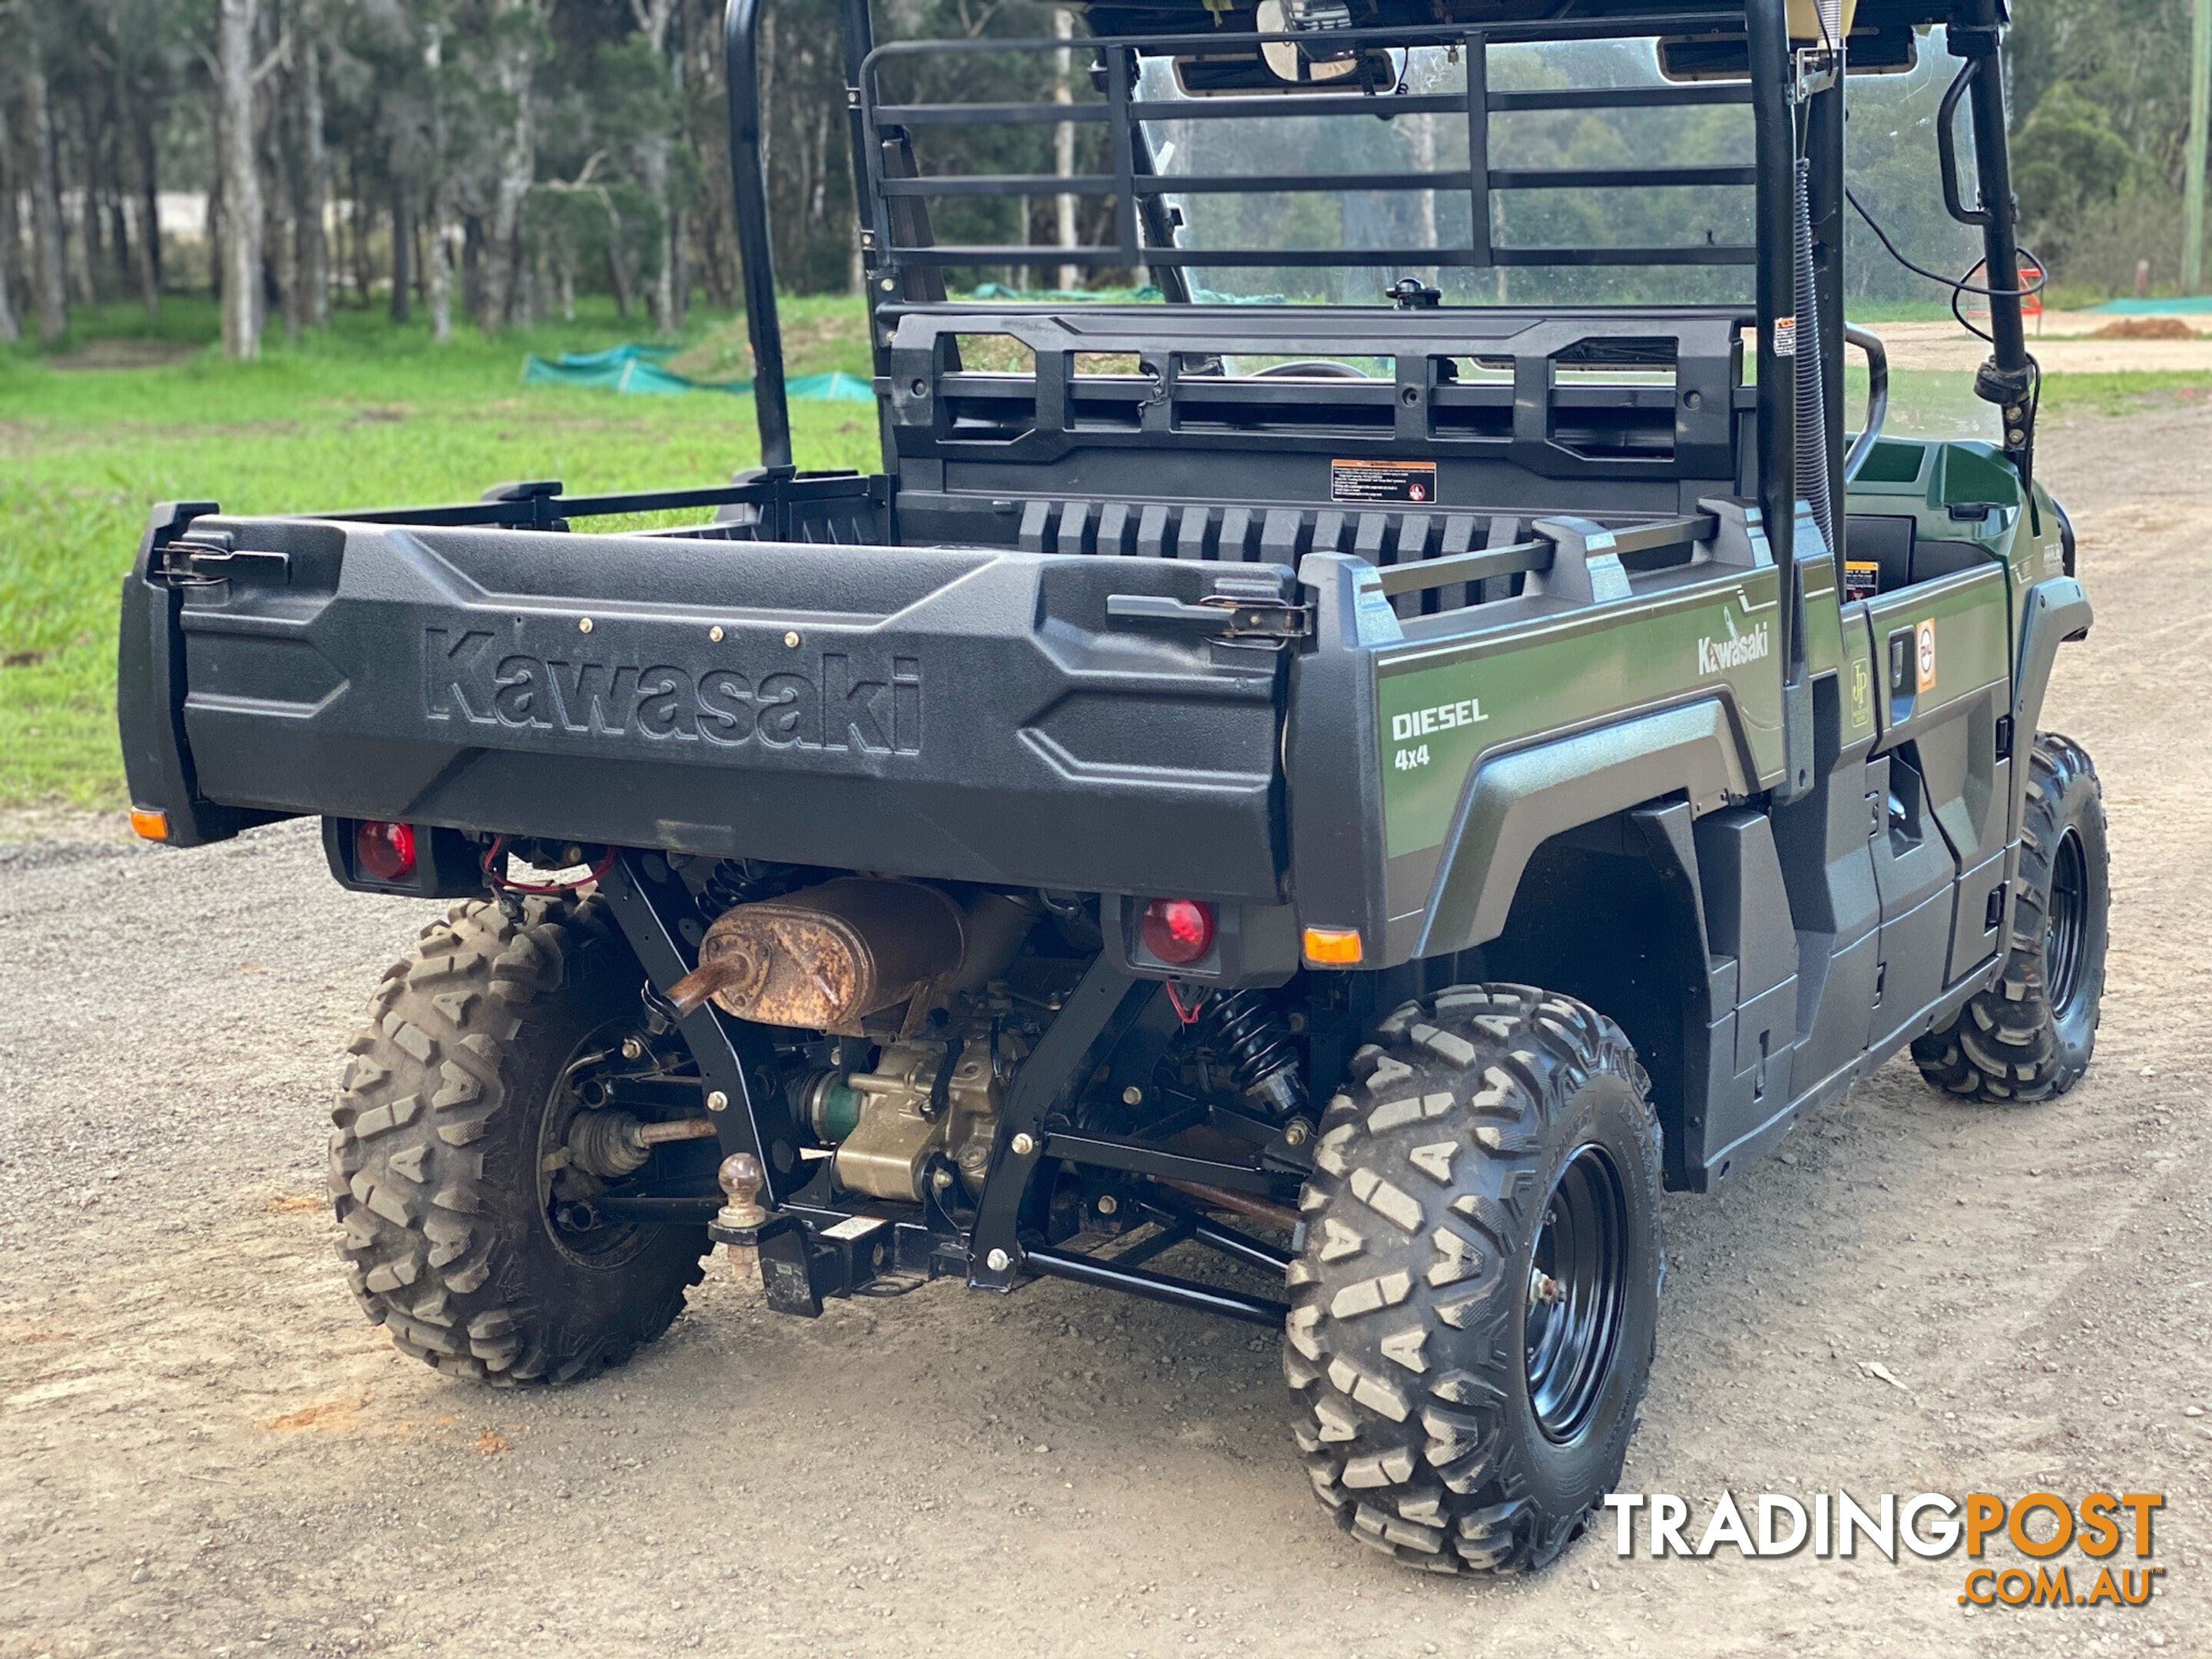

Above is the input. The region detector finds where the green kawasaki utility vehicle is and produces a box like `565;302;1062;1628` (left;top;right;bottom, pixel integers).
118;0;2104;1574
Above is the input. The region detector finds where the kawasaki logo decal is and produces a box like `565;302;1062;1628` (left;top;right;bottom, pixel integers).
422;628;922;754
1696;619;1770;675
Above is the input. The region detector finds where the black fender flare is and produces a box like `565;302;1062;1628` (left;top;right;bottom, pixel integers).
1411;698;1756;959
2011;575;2092;737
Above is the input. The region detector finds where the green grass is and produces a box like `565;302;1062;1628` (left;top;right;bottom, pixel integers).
1;294;881;812
2034;371;2212;418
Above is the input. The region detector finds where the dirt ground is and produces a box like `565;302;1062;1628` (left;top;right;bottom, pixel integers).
1868;314;2212;374
5;402;2209;1659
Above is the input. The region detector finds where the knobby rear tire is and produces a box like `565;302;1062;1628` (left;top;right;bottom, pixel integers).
329;896;709;1385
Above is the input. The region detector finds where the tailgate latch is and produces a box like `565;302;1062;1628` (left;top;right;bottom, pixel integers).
1106;591;1312;643
151;531;290;591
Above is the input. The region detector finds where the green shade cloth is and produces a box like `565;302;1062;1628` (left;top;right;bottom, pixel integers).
520;346;876;400
2085;296;2212;314
786;370;877;401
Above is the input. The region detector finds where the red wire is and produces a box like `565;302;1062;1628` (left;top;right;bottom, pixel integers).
1164;982;1208;1025
482;835;615;896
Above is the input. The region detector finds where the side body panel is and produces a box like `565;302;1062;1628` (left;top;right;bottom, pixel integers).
1369;522;1787;963
1353;438;2071;1189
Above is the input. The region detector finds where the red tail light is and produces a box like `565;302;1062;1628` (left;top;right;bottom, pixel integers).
1141;897;1217;965
356;820;418;882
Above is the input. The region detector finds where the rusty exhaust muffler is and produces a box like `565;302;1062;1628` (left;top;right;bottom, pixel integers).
665;878;969;1035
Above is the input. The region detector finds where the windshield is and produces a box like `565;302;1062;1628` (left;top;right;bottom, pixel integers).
1135;29;1995;433
1142;33;1983;302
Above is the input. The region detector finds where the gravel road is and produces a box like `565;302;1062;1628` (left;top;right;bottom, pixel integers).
5;403;2209;1659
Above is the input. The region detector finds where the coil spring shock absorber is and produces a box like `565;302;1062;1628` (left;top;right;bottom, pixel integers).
1209;990;1306;1124
700;859;764;916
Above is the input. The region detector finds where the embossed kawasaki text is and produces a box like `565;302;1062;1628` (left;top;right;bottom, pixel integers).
422;628;923;754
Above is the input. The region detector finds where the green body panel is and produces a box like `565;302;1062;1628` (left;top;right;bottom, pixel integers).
1796;541;1889;750
1864;562;2013;731
1843;439;2022;549
1358;438;2038;955
1374;562;1785;860
1800;551;1879;747
1845;437;2027;732
1843;435;2059;631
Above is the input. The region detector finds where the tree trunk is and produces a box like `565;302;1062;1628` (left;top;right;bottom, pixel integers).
351;155;373;301
757;5;776;194
389;176;412;322
603;193;637;319
99;82;134;300
217;0;263;359
129;84;161;315
0;101;18;342
427;203;453;344
270;93;301;343
481;0;541;334
627;0;681;329
637;128;674;330
299;28;331;328
684;0;735;310
23;31;69;341
462;212;483;322
0;85;24;340
424;30;452;343
77;83;108;302
667;17;687;329
671;206;689;328
270;104;300;343
206;171;222;300
1053;8;1078;293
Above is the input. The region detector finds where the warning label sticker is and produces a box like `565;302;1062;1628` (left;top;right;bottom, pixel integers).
1843;560;1880;602
1331;459;1439;505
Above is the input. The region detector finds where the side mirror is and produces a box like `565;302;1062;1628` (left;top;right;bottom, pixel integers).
1256;0;1359;84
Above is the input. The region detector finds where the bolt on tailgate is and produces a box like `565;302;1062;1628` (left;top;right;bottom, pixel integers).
155;518;1296;899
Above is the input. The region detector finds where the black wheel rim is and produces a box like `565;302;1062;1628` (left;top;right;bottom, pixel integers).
1523;1144;1629;1445
2045;826;2089;1018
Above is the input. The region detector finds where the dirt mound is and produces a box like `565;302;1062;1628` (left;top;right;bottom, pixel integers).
2090;316;2203;341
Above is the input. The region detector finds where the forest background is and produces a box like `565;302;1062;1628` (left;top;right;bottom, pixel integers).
1;0;2206;351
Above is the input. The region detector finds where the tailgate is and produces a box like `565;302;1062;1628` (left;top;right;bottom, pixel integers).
119;515;1293;900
